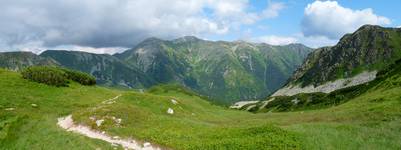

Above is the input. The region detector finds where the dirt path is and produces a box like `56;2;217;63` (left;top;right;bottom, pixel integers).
57;95;161;150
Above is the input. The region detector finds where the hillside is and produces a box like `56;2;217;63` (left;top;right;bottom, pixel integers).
40;50;156;88
1;62;401;149
115;36;313;103
0;52;58;71
273;25;401;96
0;69;301;149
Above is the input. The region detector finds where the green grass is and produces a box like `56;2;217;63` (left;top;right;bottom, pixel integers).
271;87;401;149
0;69;121;149
1;68;401;149
72;86;301;149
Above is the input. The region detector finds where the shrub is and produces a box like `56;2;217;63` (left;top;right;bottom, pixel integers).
62;69;96;86
21;66;68;87
21;66;96;86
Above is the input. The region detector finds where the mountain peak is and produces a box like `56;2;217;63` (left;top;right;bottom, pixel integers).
337;25;399;46
141;37;164;43
173;36;201;43
356;24;383;32
285;43;308;47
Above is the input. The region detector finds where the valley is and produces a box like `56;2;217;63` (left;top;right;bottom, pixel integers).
1;54;401;149
0;15;400;150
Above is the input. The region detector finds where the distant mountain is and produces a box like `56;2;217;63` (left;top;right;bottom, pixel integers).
40;50;156;88
273;25;401;96
0;51;58;71
115;36;313;103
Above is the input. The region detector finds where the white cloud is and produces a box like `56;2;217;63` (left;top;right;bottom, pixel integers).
0;0;279;53
397;25;401;28
249;32;338;48
0;39;126;54
262;1;285;18
251;35;297;45
47;46;127;55
295;34;338;48
302;1;391;39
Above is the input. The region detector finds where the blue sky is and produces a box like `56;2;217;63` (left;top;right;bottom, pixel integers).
255;0;401;34
209;0;401;47
0;0;400;54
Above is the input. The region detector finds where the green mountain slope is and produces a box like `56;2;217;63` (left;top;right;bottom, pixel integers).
237;56;401;149
0;52;58;70
272;25;401;96
291;25;401;86
40;50;156;88
115;36;313;103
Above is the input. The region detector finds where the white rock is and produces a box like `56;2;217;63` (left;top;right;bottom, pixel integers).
143;142;151;147
245;105;257;111
229;101;259;109
5;108;15;111
116;118;122;124
259;98;275;109
96;119;104;127
105;101;115;104
167;108;174;114
171;99;178;105
291;98;300;105
138;89;144;93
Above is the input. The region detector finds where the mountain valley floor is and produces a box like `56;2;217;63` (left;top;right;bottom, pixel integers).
1;68;401;149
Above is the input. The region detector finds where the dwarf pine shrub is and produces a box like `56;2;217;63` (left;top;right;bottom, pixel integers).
21;66;68;87
62;69;96;86
21;66;96;86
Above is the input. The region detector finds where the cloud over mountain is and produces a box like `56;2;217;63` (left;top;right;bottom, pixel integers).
0;0;282;53
301;1;390;39
251;35;297;45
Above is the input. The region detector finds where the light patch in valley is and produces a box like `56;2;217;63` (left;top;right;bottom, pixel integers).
272;71;377;96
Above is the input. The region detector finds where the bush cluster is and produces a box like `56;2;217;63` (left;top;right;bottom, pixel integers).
21;66;68;87
62;69;96;85
21;66;96;87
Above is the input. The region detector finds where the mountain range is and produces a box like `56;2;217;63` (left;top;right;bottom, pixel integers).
0;37;312;104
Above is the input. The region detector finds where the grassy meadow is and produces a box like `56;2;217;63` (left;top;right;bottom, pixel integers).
1;68;401;149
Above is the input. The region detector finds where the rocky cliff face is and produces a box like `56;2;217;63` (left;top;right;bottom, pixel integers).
116;36;313;103
273;25;401;96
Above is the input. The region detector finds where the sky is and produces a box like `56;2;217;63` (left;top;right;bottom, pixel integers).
0;0;400;54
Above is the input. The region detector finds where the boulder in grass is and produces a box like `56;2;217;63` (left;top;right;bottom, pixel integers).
167;108;174;114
